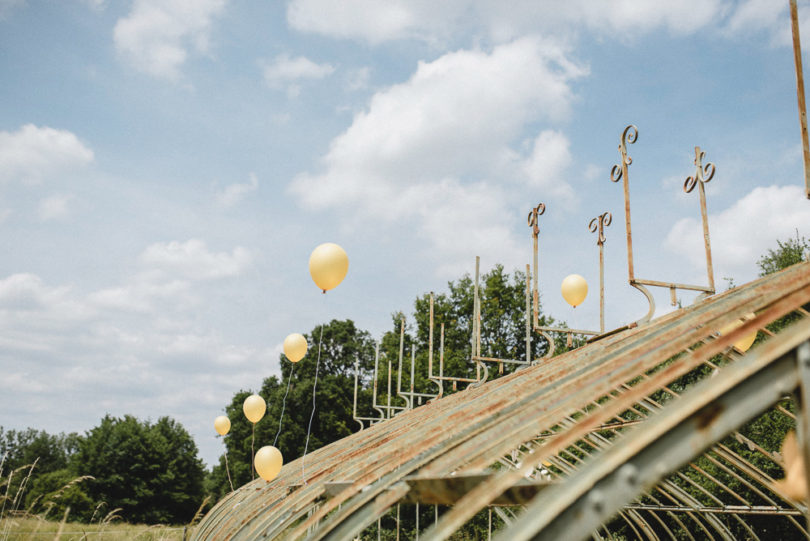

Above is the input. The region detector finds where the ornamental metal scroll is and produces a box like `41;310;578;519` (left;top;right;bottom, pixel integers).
528;204;602;359
610;125;716;325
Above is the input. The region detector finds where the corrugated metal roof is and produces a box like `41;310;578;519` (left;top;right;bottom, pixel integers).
194;261;810;540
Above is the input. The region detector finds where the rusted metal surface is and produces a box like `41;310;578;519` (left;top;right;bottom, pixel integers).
791;0;810;199
498;319;810;541
528;204;600;358
589;211;612;333
684;146;716;292
193;262;810;541
610;126;716;323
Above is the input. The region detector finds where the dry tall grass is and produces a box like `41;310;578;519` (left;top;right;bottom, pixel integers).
0;454;207;541
0;517;188;540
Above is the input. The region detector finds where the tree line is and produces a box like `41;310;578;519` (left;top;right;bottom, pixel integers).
0;416;205;524
2;234;807;526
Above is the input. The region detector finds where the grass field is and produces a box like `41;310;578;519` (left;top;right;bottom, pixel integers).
0;517;192;540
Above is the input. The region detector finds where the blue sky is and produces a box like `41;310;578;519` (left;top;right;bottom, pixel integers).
1;0;809;468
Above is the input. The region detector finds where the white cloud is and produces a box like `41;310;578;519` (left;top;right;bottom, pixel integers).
521;130;576;201
289;38;584;274
0;238;265;467
38;194;75;221
287;0;420;45
262;54;335;97
722;0;810;47
0;273;71;312
114;0;227;80
139;238;252;281
665;184;810;281
216;173;258;208
0;124;94;184
287;0;727;45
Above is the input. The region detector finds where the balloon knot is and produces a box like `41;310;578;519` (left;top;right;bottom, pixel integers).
322;290;326;294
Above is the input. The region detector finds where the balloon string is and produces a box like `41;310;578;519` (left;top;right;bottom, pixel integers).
224;450;234;492
273;363;295;448
251;423;255;481
302;324;324;484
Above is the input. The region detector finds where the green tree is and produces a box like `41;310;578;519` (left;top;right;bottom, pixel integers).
209;319;377;497
0;427;79;513
73;415;205;524
411;265;560;385
757;231;809;276
24;468;95;521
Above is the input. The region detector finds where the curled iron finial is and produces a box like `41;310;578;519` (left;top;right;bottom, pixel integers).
527;202;546;237
683;146;715;193
588;211;612;245
610;125;638;183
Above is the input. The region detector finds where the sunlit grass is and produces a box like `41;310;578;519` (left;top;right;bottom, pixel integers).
0;454;208;541
0;517;189;540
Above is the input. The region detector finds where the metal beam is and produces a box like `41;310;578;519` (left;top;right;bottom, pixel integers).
497;319;810;541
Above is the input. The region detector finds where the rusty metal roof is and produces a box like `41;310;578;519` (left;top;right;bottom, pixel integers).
194;261;810;540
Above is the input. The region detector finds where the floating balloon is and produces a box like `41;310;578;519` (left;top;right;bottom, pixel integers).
719;313;757;353
309;243;349;293
243;394;266;424
214;415;231;436
254;445;283;482
561;274;588;308
283;333;308;363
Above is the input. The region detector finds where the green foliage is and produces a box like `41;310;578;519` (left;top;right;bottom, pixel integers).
757;231;809;277
0;427;77;476
209;265;564;501
209;320;377;496
0;427;79;513
410;265;559;385
73;415;205;524
24;468;95;521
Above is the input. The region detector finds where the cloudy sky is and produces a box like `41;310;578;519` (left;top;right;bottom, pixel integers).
2;0;810;467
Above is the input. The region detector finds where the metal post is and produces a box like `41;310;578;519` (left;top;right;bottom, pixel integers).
440;323;445;383
353;358;361;428
599;242;605;334
387;346;392;419
790;0;810;199
698;171;715;292
589;212;612;334
410;345;415;409
684;146;716;293
474;256;481;380
528;203;545;329
525;264;531;363
429;292;434;381
397;317;405;409
610;125;638;281
416;502;420;541
372;342;383;418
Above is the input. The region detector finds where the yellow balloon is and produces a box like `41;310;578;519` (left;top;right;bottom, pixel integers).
283;333;307;363
243;394;266;424
254;445;283;482
309;243;349;293
214;415;230;436
719;313;757;353
561;274;588;307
